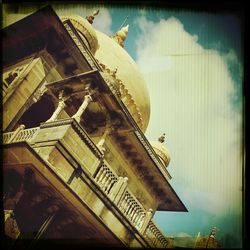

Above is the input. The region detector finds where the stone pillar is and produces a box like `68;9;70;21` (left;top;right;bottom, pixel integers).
46;99;66;122
140;208;153;234
72;94;92;123
109;176;128;205
96;127;112;153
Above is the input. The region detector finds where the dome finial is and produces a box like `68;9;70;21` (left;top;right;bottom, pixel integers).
158;133;166;143
113;24;129;48
86;9;99;24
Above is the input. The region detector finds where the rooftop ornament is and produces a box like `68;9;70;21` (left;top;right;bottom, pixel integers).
113;25;129;48
158;133;166;143
86;9;99;24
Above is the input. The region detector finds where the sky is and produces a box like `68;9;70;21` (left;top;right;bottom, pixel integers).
3;3;244;248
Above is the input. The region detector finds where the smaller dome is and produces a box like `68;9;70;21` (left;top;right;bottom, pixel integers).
60;15;99;54
116;25;129;40
150;134;171;167
113;25;129;48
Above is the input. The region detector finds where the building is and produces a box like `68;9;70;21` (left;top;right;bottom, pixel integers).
2;6;187;249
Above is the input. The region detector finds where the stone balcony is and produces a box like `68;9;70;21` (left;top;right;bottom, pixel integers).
3;118;169;248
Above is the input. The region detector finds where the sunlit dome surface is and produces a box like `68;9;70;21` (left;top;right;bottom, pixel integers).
60;15;99;54
94;30;151;132
61;15;151;132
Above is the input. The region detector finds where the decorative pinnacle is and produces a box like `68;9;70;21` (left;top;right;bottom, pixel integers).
111;67;118;77
158;133;166;143
113;24;129;47
86;9;99;24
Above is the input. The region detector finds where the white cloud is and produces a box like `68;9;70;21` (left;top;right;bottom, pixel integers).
136;16;243;215
92;8;113;35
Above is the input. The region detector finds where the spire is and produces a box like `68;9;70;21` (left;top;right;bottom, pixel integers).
113;24;129;48
158;133;166;143
86;9;99;24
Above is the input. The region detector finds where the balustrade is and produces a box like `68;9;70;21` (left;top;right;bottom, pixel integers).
145;221;169;248
3;132;13;144
2;123;169;248
117;190;146;231
94;163;118;195
3;126;39;144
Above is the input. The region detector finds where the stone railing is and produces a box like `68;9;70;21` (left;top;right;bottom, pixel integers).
93;160;168;248
3;132;13;144
145;220;169;248
2;122;168;248
94;162;118;195
117;189;146;231
93;161;146;232
3;126;40;144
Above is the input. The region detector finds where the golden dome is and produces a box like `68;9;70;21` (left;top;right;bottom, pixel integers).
94;30;151;132
151;134;171;167
60;15;99;54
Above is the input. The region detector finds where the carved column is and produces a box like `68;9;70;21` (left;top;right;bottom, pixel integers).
46;99;65;122
140;208;153;234
46;90;66;122
72;94;92;123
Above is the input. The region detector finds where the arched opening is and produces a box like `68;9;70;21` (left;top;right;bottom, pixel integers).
16;93;55;129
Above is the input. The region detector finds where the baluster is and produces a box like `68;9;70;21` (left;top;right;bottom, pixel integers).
100;167;109;189
136;208;143;224
105;174;112;193
152;230;158;247
16;130;25;141
107;173;115;192
99;166;106;184
130;205;138;223
124;198;132;216
99;166;108;186
140;209;153;235
137;212;145;229
112;177;128;205
123;194;130;213
121;194;128;213
124;197;132;216
132;205;140;223
117;192;125;210
129;202;137;221
103;172;111;192
133;208;140;226
107;176;116;194
119;192;128;211
95;165;104;183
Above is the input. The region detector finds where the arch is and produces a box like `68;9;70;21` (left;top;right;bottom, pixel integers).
16;92;55;129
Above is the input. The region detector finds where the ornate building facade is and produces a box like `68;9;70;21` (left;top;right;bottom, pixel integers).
2;6;187;249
